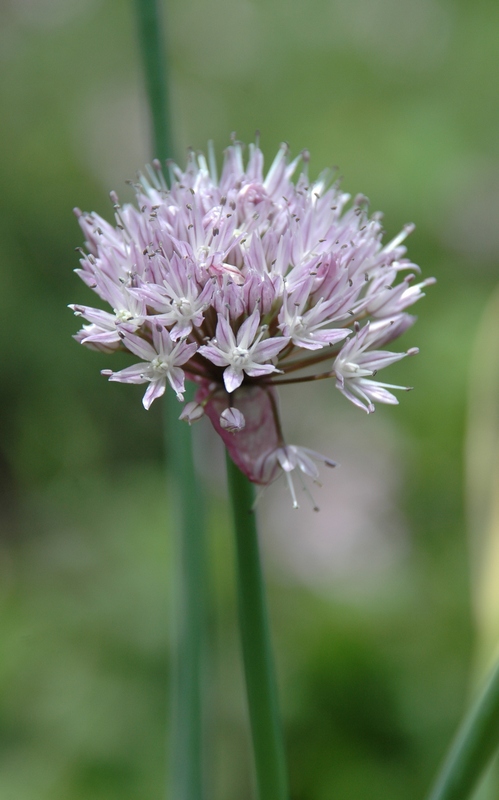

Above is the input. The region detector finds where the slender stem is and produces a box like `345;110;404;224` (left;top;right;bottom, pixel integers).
267;370;334;386
226;454;289;800
426;655;499;800
168;385;205;800
134;0;174;162
278;346;342;374
133;3;205;800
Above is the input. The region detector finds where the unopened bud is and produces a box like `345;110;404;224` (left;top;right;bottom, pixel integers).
220;407;246;433
179;401;204;425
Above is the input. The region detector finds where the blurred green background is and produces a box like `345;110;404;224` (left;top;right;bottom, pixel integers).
1;0;499;798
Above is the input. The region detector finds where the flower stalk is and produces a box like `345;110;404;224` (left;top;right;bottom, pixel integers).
133;2;205;799
133;0;173;163
226;453;289;800
168;386;206;800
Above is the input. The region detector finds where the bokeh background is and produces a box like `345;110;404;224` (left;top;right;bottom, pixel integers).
2;0;499;798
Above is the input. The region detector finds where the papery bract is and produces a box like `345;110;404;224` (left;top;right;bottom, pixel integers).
196;382;282;485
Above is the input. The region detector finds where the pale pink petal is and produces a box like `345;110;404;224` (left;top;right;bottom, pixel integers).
223;365;244;393
216;315;236;351
143;379;166;409
292;448;320;480
198;343;230;367
359;382;400;405
70;305;115;328
236;308;260;349
153;324;174;357
120;331;157;361
172;340;198;366
244;363;279;378
251;336;289;361
167;366;186;398
108;363;151;384
80;328;121;346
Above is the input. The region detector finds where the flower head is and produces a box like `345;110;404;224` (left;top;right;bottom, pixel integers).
71;138;432;504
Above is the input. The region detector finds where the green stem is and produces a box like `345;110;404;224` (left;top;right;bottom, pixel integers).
133;3;205;799
427;656;499;800
226;454;289;800
168;387;205;800
134;0;174;162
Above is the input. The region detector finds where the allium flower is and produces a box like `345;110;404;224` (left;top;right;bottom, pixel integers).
71;138;433;506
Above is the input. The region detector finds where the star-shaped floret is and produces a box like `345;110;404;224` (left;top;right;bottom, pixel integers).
278;285;350;350
138;254;214;340
198;309;289;392
259;445;336;509
333;321;417;413
70;285;147;352
103;326;197;408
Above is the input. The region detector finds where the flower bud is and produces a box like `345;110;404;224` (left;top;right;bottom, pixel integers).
179;401;205;424
220;407;246;433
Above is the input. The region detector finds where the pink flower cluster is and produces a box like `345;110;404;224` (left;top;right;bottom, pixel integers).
71;139;433;506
